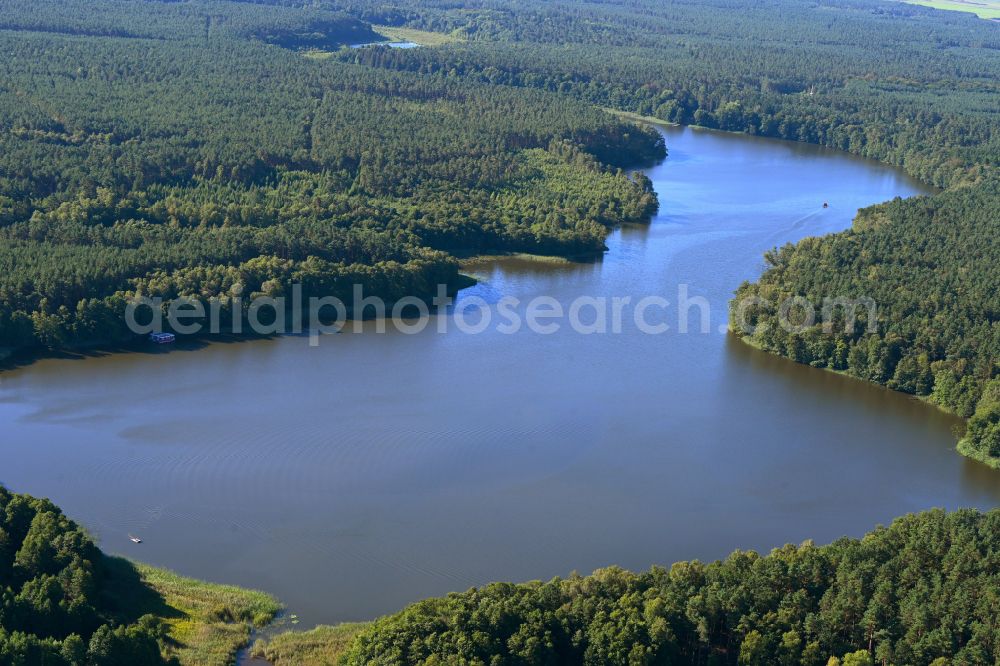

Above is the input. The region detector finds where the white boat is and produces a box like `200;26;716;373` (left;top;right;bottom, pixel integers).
129;535;143;544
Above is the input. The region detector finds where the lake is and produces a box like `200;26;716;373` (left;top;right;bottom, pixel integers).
349;40;420;49
1;125;996;625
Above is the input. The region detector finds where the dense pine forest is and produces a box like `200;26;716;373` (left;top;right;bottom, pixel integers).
3;0;996;361
0;0;663;353
335;0;998;188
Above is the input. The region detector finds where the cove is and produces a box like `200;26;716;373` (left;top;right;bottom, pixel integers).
1;125;996;626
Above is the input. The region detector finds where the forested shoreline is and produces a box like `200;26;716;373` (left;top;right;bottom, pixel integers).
0;486;166;664
256;508;1000;666
325;2;997;465
731;184;1000;466
335;0;997;188
5;487;1000;666
0;0;663;357
0;486;285;665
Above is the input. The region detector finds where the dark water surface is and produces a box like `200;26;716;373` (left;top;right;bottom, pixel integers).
2;126;996;624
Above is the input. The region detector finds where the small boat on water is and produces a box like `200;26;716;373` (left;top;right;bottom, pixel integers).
149;332;176;344
129;534;143;544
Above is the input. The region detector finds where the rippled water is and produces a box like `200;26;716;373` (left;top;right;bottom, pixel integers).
2;125;996;624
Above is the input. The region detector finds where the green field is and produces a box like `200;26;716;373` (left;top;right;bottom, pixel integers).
373;24;465;45
901;0;1000;18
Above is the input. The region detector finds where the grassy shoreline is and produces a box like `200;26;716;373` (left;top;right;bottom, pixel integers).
103;558;282;666
604;109;681;128
372;25;464;46
460;251;580;266
251;624;370;666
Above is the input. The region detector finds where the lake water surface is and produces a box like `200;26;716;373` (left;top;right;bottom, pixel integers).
350;40;420;48
2;125;997;624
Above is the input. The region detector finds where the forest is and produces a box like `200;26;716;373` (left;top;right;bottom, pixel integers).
334;0;998;188
0;0;663;352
